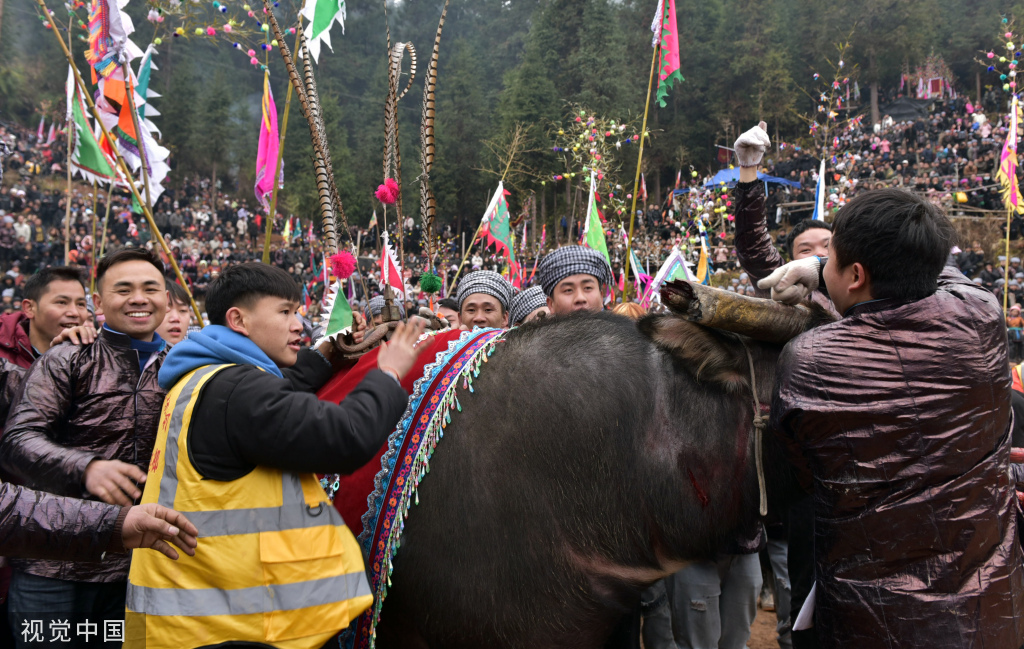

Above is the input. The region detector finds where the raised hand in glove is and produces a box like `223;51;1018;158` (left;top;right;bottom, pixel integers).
734;121;771;169
757;257;821;305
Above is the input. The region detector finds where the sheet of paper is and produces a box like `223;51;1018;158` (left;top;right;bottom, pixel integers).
793;582;816;631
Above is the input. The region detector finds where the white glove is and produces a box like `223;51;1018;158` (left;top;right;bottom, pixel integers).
734;121;771;168
757;257;821;305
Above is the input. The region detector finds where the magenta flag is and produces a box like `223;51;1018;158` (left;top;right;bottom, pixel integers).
254;72;282;211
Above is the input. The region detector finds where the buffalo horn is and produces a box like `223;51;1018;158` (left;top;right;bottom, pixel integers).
660;280;818;344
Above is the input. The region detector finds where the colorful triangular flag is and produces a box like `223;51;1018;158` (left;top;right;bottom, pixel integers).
998;95;1024;214
651;0;684;108
380;231;406;299
583;170;610;263
66;67;119;186
300;0;346;63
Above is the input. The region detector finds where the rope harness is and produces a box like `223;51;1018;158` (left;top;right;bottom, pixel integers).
740;338;768;517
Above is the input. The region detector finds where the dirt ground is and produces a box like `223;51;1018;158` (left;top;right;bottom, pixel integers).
748;607;782;649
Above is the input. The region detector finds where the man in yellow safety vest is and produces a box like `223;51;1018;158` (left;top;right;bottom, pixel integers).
126;262;426;649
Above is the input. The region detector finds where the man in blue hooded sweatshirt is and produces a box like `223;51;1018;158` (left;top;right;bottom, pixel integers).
125;262;426;649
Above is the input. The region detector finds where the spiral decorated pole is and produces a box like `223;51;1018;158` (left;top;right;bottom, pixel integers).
263;0;343;255
418;0;449;265
382;40;417;266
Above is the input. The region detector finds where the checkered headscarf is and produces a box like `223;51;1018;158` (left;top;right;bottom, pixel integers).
509;286;547;326
456;270;514;311
367;296;404;318
537;246;613;296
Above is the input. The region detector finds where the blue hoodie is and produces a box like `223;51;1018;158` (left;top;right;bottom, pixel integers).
158;325;284;390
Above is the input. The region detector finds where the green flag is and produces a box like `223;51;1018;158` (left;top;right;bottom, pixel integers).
300;0;346;63
583;171;610;263
137;51;151;121
321;280;353;339
66;67;118;185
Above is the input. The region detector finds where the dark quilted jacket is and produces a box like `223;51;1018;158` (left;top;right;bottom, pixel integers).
0;328;166;582
771;264;1024;648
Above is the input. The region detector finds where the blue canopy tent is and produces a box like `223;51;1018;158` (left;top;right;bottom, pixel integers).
673;168;802;193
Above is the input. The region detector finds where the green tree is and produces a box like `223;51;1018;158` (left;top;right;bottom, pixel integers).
191;70;233;196
159;58;200;184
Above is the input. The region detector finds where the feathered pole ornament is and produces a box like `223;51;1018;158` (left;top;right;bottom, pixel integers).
417;0;449;307
381;16;417;273
263;0;352;256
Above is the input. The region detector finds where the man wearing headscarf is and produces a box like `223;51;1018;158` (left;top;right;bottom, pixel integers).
366;295;405;326
536;246;613;315
456;270;513;329
509;286;549;326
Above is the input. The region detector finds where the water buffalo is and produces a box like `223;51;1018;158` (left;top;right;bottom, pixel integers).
359;283;831;649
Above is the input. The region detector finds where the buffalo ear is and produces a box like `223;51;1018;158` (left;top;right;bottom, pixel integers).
638;314;749;392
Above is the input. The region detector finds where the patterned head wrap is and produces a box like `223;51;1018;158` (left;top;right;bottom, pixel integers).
537;246;613;296
509;286;547;326
367;296;405;318
456;270;513;312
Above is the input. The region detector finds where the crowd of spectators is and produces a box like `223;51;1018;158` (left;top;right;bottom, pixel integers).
3;85;1024;329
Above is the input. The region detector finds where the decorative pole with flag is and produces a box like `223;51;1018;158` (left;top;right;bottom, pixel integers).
583;170;610;264
262;17;303;264
623;0;683;302
998;95;1024;313
65;66;119;186
379;231;406;300
479;182;522;287
41;0;202;324
653;0;684;109
254;71;282;215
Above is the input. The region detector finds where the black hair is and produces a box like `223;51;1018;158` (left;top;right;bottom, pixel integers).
22;266;85;303
205;262;300;326
437;297;459;312
830;188;953;302
786;219;832;259
95;248;165;290
166;281;190;307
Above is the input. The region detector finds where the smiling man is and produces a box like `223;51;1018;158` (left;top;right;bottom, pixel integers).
0;248;170;645
537;245;613;315
126;262;427;649
0;267;90;368
456;270;513;329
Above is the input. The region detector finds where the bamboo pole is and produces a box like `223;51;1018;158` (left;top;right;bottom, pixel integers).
39;0;203;324
121;61;155;216
93;180;114;294
89;179;98;282
1005;206;1012;315
622;42;660;302
263;16;302;264
63;19;74;265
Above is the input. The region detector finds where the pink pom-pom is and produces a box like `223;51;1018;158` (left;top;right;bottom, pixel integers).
375;177;400;204
250;57;259;65
330;251;357;279
223;24;232;32
247;48;256;56
206;26;216;35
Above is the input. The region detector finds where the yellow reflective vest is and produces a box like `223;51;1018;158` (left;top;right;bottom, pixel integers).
125;364;372;649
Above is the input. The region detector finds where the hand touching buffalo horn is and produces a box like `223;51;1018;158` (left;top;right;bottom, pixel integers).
661;280;820;344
